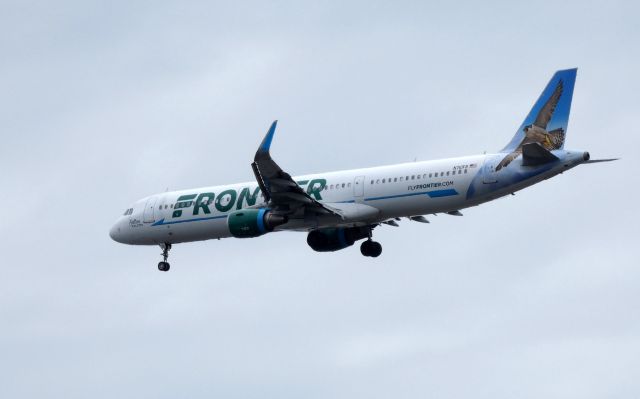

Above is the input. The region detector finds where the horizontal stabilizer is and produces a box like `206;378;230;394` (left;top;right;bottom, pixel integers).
584;158;619;164
521;142;559;166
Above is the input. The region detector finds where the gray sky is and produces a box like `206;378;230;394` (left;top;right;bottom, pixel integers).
1;1;638;398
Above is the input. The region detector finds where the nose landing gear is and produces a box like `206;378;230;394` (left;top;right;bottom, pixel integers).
158;243;171;272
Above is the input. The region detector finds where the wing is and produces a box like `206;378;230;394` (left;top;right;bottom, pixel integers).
252;121;339;217
533;79;563;129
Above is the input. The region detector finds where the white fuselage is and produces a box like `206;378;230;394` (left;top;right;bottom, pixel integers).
109;150;587;246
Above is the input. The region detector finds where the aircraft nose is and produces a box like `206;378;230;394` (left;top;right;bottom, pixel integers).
109;222;125;243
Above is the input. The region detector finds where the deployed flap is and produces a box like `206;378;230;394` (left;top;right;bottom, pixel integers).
252;121;338;216
521;142;559;166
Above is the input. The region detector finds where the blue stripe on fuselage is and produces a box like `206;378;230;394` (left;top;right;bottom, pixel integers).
152;215;228;226
364;188;458;202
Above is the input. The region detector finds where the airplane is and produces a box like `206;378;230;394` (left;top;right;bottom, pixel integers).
109;68;616;271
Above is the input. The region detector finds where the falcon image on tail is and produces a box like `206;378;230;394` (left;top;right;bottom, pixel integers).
496;70;574;171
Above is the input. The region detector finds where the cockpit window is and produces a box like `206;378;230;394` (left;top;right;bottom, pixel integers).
123;208;133;216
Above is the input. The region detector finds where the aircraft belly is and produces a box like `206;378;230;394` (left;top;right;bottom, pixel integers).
143;217;231;244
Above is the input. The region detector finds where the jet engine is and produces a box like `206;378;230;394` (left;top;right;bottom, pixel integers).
306;226;370;252
227;209;288;238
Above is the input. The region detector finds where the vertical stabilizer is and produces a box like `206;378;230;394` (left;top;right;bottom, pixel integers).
497;69;577;170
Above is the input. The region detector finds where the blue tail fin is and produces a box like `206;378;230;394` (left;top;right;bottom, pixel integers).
501;69;577;153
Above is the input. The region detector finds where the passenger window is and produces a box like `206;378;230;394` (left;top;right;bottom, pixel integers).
400;177;404;181
342;183;345;188
411;175;415;180
376;179;380;184
394;177;398;182
370;180;374;184
330;184;334;189
464;169;468;174
382;179;386;183
406;176;409;180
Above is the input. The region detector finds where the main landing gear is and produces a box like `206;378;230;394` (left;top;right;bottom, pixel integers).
360;240;382;257
158;243;171;272
360;229;382;258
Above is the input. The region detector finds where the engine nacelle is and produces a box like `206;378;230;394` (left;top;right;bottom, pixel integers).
227;209;288;238
306;226;370;252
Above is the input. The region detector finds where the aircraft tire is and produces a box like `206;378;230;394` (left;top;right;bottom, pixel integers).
370;241;382;257
361;240;382;257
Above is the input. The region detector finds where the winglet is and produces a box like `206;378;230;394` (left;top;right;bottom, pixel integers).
258;120;278;154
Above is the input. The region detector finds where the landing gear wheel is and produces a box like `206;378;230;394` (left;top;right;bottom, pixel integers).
370;241;382;257
360;240;382;257
360;240;373;256
158;243;172;272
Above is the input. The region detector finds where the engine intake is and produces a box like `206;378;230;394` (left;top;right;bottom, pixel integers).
307;226;370;252
228;209;287;238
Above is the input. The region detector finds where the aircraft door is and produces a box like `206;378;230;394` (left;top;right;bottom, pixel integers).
154;195;168;221
143;196;158;223
354;175;365;197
